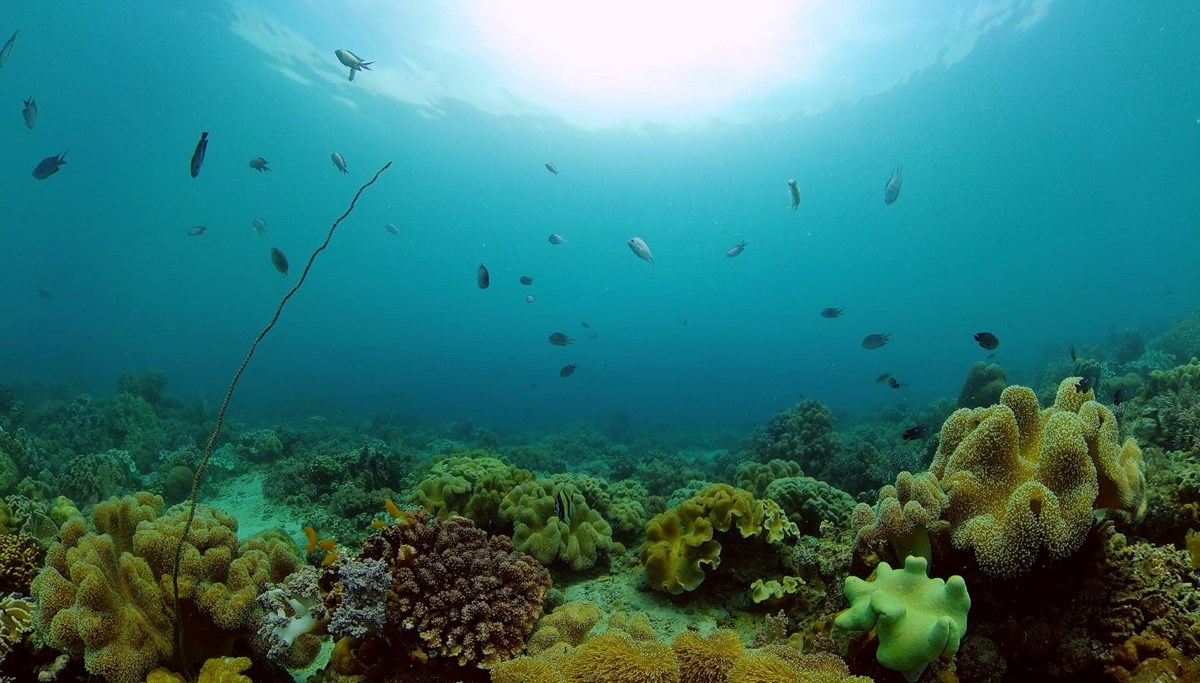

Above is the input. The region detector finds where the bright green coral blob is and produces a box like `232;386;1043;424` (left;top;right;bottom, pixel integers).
834;556;970;683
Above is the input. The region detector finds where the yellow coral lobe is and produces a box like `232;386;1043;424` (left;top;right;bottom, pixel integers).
385;497;402;518
303;525;318;553
321;549;340;566
370;520;386;529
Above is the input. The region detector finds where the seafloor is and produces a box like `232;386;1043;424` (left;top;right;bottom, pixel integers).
1;315;1199;683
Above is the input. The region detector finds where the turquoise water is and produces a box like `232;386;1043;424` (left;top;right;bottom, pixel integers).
2;1;1198;431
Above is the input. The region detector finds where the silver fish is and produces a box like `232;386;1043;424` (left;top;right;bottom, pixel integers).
545;162;559;175
725;240;747;258
249;157;270;172
548;232;567;245
251;218;268;236
788;179;800;211
627;237;654;265
187;225;206;236
32;151;67;180
0;30;16;68
331;152;348;174
334;49;373;81
385;223;400;236
22;97;36;129
884;165;903;205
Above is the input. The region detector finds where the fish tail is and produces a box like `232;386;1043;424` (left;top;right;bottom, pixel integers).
360;61;373;71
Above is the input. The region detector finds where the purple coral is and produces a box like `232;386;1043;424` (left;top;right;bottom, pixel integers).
326;557;389;641
354;511;551;669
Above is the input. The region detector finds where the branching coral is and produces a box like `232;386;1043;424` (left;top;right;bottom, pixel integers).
354;511;551;669
748;400;841;480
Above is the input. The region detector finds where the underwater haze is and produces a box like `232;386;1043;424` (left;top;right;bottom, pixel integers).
2;0;1199;430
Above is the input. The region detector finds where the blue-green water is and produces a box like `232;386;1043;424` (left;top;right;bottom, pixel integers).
2;1;1198;430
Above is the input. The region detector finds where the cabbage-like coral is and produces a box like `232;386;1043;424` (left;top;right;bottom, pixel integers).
500;479;615;570
957;361;1007;409
352;510;551;670
763;476;855;536
747;400;841;479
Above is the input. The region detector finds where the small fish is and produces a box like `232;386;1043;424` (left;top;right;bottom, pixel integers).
270;247;289;275
725;241;747;258
548;332;573;346
37;288;50;299
884;165;903;205
251;218;268;236
560;363;577;378
553;484;575;522
787;179;800;211
902;425;929;441
680;317;688;326
974;332;1000;350
334;49;373;81
385;223;400;236
190;131;208;178
477;263;490;289
627;237;654;265
581;322;590;328
987;352;996;359
32;151;67;180
820;307;843;319
1075;375;1093;393
548;233;567;245
545;162;559;175
1069;345;1077;363
526;295;536;303
519;276;534;285
22;97;36;129
331;152;349;174
875;372;892;384
0;30;17;68
1113;388;1125;406
186;225;206;236
248;157;270;172
888;377;901;389
862;333;891;350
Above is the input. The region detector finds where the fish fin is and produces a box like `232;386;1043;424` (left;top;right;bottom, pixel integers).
349;68;355;82
360;61;373;71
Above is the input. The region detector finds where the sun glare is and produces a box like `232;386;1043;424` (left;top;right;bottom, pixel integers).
466;0;817;123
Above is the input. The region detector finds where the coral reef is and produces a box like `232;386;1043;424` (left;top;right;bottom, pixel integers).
747;400;842;483
957;361;1006;409
345;510;551;671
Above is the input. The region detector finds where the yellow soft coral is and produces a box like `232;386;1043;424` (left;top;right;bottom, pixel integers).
930;380;1145;576
852;470;947;566
146;656;253;683
527;601;602;654
672;630;743;683
641;484;798;593
729;647;871;683
410;453;534;528
563;631;680;683
501;479;614;570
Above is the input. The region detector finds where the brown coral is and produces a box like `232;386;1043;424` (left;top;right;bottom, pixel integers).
563;631;680;683
0;533;41;594
357;511;551;669
527;601;602;655
672;629;743;683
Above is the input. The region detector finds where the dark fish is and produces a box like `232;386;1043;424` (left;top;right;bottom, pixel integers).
384;223;400;236
270;247;289;275
545;162;559;175
32;151;67;179
190;131;208;178
553;484;574;522
0;30;17;68
249;157;270;172
888;377;901;389
884;165;903;205
37;288;50;299
680;317;688;326
788;178;800;211
476;264;490;289
581;322;590;328
560;363;577;378
725;240;747;258
1075;375;1093;393
548;332;573;346
987;353;996;359
519;275;534;285
820;307;843;318
186;225;206;236
875;373;892;384
974;332;1000;350
22;96;36;129
862;333;891;350
1069;344;1077;362
1113;388;1125;406
902;425;928;441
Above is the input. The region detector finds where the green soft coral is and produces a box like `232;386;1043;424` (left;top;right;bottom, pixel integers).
835;556;971;682
500;479;614;570
410;453;533;528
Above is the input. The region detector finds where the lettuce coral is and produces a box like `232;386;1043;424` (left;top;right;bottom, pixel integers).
640;484;798;594
930;379;1145;576
500;479;614;570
